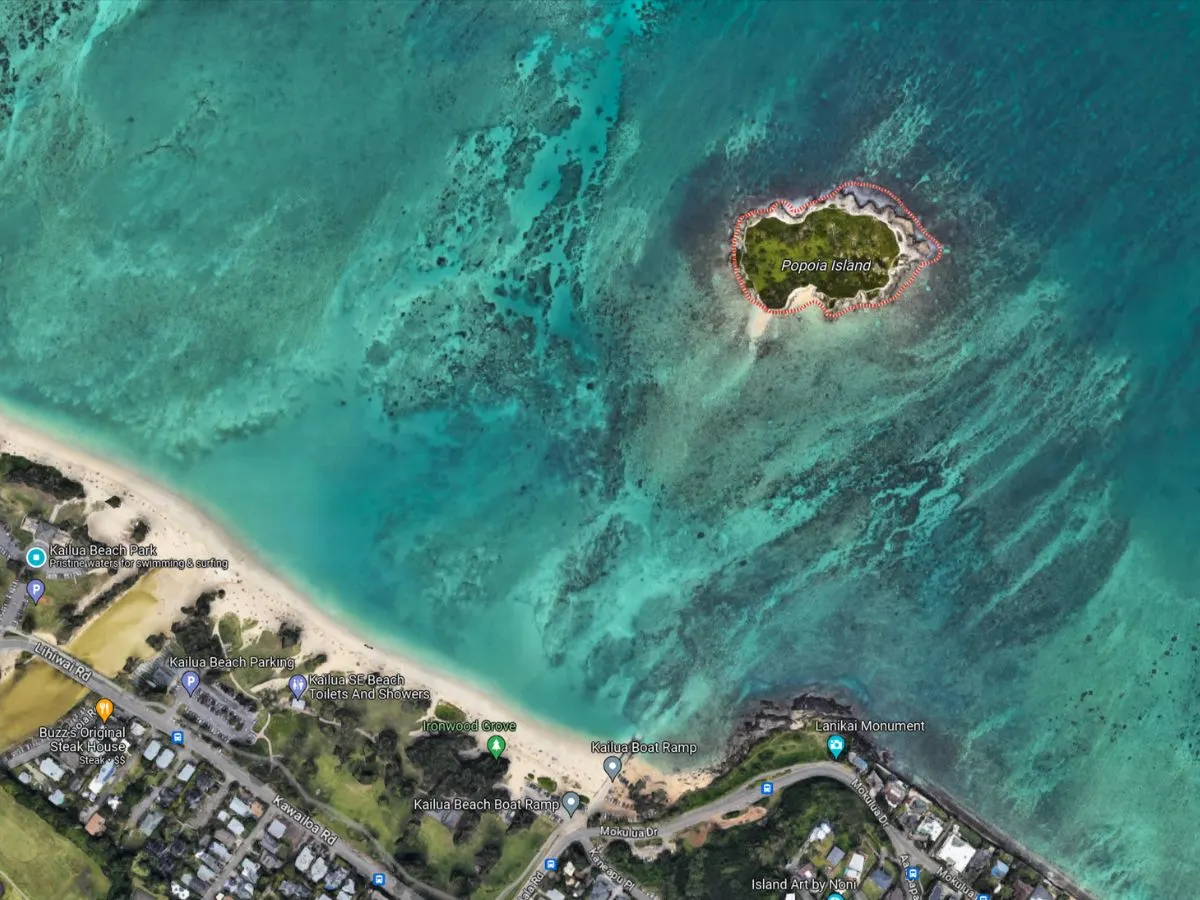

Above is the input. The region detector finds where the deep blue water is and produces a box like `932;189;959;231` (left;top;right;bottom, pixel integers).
2;1;1199;894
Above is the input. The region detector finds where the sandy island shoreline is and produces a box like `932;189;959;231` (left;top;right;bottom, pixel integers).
0;405;703;802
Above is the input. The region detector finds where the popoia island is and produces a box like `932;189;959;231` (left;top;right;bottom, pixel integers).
732;181;943;316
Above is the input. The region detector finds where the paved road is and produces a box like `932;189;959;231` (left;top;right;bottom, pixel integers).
203;812;271;900
505;760;939;900
4;736;52;768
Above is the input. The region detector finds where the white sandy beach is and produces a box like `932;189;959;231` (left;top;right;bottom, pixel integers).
0;407;705;803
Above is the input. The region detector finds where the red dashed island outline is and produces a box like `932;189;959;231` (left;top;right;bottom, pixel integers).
730;180;944;320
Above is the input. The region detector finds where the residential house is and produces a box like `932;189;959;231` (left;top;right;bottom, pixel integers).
294;846;314;874
905;790;931;815
139;811;165;836
826;847;846;870
867;771;885;795
845;852;865;884
869;868;894;892
883;779;908;808
38;757;66;782
916;814;946;843
308;856;329;883
936;832;978;873
807;821;832;844
87;759;118;796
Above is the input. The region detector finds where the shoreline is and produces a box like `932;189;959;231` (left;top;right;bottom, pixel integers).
0;404;628;797
730;179;944;320
0;405;1093;899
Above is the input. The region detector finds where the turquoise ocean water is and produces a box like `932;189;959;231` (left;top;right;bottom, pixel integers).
2;1;1199;893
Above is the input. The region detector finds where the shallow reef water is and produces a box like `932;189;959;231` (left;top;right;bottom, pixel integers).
2;1;1199;894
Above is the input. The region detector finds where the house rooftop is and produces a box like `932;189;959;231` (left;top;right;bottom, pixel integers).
936;832;978;873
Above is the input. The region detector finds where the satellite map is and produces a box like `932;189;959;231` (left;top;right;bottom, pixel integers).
0;1;1195;899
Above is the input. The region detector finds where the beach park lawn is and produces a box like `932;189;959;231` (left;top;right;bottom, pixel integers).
261;694;548;897
415;813;554;900
263;707;414;849
0;781;109;900
740;208;899;309
471;817;555;899
22;571;108;638
0;482;55;535
217;613;301;689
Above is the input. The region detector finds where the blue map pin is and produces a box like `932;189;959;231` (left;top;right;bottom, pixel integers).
827;734;846;759
26;580;45;603
560;791;581;818
289;674;309;699
181;671;201;696
24;546;47;569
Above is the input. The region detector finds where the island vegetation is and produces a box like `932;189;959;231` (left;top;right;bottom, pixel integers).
609;778;888;900
739;207;900;309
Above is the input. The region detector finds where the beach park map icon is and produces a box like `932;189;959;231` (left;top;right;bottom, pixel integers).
0;2;1186;899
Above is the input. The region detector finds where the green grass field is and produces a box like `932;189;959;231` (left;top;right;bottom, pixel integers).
314;753;410;846
24;572;109;637
472;818;554;899
740;208;899;308
217;614;300;688
264;709;412;848
434;701;467;722
0;786;109;900
414;813;554;899
0;483;52;535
